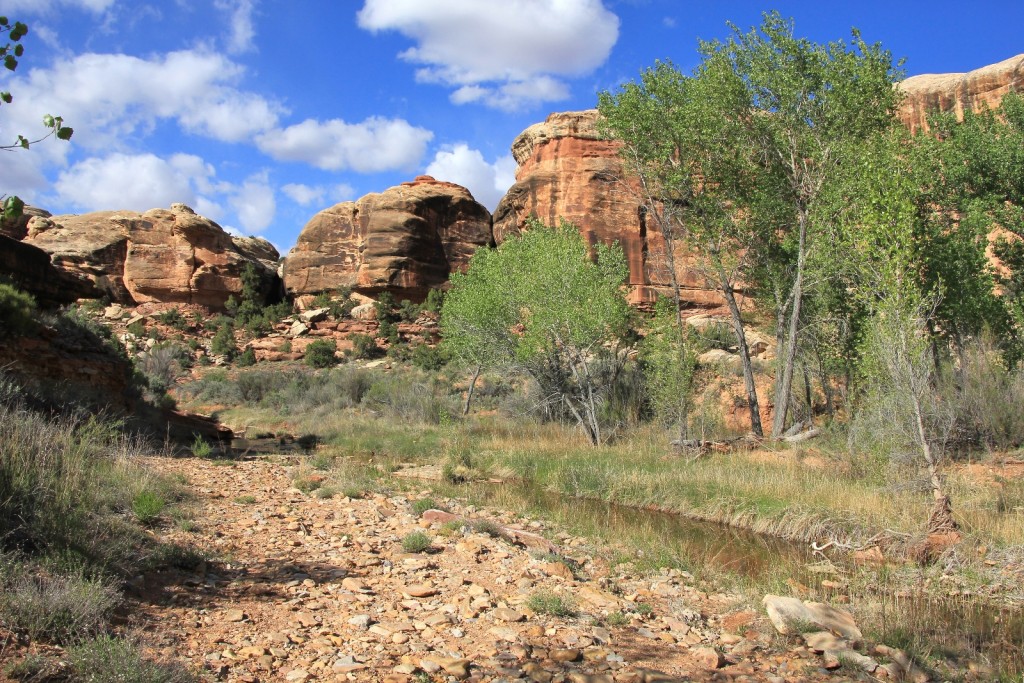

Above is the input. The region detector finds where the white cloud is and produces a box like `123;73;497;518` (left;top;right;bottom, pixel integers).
215;0;258;54
256;117;433;173
1;0;116;13
425;143;515;210
357;0;619;110
281;182;357;208
3;49;284;157
228;171;275;233
53;152;215;212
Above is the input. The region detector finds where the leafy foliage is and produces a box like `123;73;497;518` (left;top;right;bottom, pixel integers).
442;219;631;444
304;339;338;368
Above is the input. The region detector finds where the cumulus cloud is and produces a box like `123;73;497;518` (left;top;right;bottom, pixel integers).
281;183;356;207
425;143;516;210
357;0;620;110
3;49;284;157
256;117;433;173
215;0;258;54
53;152;216;212
228;171;275;233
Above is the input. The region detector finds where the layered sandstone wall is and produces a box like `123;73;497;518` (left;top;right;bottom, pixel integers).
23;203;280;310
282;176;493;302
898;53;1024;132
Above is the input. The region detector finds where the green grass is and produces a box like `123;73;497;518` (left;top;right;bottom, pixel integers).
131;491;166;525
233;495;257;505
401;531;432;553
68;636;195;683
526;589;576;617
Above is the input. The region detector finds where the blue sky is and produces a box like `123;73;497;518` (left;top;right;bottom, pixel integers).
1;0;1022;253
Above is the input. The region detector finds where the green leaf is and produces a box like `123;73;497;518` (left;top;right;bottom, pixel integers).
1;91;11;104
17;135;28;149
3;195;24;219
3;54;16;71
0;16;8;26
14;43;23;57
42;114;54;128
56;126;73;141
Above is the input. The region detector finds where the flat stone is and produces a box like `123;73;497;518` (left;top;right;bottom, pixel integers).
550;648;581;662
223;609;246;622
493;608;526;622
403;584;438;598
762;595;862;641
691;646;725;670
802;630;848;653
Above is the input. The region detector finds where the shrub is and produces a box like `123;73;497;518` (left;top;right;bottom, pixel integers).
423;288;445;314
136;344;184;392
526;590;576;617
362;373;457;424
237;346;257;367
377;318;400;344
126;320;146;337
0;283;37;338
0;568;120;644
411;498;446;517
305;339;338;368
350;333;379;359
401;531;432;553
411;343;449;371
68;636;195;683
131;491;165;526
398;299;422;322
190;435;213;458
156;308;186;330
210;323;237;359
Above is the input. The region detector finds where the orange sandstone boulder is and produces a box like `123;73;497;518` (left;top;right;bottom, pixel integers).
282;176;493;301
25;203;280;310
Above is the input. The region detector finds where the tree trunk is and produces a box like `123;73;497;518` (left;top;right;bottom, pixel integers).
911;389;958;533
462;365;482;416
718;261;763;437
771;205;808;438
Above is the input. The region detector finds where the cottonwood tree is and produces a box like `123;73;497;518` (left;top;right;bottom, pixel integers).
441;219;631;445
599;57;775;437
701;12;903;438
0;17;73;219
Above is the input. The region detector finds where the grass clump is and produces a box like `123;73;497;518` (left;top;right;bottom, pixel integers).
526;589;576;617
233;495;257;505
411;498;447;517
401;531;432;553
68;636;195;683
470;518;505;539
0;562;120;644
131;491;166;526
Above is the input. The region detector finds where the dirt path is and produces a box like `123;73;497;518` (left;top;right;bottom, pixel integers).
132;455;840;682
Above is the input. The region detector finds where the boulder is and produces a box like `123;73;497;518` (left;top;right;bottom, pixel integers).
0;235;99;307
283;176;493;301
898;53;1024;133
25;204;281;310
0;204;51;240
493;110;727;308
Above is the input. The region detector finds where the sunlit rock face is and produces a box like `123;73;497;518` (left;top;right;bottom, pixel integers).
898;54;1024;133
283;176;494;302
25;203;280;310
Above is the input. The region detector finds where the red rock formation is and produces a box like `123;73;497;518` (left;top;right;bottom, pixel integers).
898;54;1024;132
25;203;280;309
492;110;721;308
0;235;99;307
283;176;493;302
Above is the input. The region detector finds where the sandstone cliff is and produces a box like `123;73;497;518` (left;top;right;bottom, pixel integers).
492;110;719;307
283;176;493;301
898;53;1024;132
24;203;280;310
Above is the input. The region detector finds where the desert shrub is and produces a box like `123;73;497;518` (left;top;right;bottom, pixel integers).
305;339;338;368
362;373;457;424
68;636;195;683
179;371;242;405
236;370;290;404
136;344;184;392
236;346;257;367
126;320;146;337
423;288;445;314
0;283;37;338
210;323;236;359
375;291;397;321
0;564;120;644
377;318;400;344
243;314;272;338
398;299;422;322
411;498;446;517
411;343;449;371
190;435;213;459
954;339;1024;450
401;531;431;553
386;342;411;362
525;589;576;617
156;308;186;330
350;333;379;359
